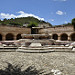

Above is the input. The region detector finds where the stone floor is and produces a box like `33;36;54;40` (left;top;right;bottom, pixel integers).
0;51;75;75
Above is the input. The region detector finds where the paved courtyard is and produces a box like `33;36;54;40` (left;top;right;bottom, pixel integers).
0;51;75;75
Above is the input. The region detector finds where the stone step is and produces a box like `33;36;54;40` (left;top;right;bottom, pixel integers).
16;49;54;53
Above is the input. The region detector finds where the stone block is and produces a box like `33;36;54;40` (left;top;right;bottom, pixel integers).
29;43;42;47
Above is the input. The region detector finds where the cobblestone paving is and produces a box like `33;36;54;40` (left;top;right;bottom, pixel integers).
0;51;75;75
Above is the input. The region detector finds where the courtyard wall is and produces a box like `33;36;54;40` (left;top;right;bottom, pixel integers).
0;25;75;41
38;25;75;41
0;25;31;41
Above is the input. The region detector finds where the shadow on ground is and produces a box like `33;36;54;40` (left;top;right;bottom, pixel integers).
0;62;53;75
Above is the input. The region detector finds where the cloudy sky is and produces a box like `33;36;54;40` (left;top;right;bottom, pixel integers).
0;0;75;25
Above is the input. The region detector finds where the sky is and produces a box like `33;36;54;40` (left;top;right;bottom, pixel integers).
0;0;75;25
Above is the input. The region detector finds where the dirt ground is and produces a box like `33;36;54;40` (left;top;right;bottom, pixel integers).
0;51;75;75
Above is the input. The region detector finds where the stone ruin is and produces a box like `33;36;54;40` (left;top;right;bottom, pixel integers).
18;33;55;47
0;31;74;52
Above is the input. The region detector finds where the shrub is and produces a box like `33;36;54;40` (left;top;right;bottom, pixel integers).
27;22;38;28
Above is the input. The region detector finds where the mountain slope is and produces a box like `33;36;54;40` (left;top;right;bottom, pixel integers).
0;17;52;27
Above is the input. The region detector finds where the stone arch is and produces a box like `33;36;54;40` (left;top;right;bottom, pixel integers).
52;34;58;40
60;33;68;41
70;33;75;41
16;34;22;40
0;34;2;41
6;33;14;40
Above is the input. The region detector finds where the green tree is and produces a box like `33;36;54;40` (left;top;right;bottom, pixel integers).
27;22;38;28
72;18;75;31
8;22;22;26
0;17;52;27
3;18;7;21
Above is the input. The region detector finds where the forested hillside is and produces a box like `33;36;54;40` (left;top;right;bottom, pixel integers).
0;17;52;27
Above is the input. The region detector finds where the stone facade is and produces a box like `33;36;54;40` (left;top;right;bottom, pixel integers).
0;25;31;41
38;25;75;41
0;25;75;41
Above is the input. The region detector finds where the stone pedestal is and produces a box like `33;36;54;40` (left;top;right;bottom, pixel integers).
29;43;42;47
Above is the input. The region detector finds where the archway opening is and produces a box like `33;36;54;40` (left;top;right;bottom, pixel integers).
0;34;2;41
6;33;14;40
52;34;58;40
61;34;68;41
71;33;75;41
31;28;38;34
17;34;22;40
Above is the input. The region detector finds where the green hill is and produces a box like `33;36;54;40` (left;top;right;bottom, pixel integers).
0;17;52;27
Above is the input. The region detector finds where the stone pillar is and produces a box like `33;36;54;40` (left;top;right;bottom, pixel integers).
51;36;52;39
14;35;17;40
2;35;6;41
68;36;71;41
49;34;52;39
58;36;61;40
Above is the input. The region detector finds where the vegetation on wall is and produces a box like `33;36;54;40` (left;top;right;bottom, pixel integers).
72;18;75;31
72;18;75;25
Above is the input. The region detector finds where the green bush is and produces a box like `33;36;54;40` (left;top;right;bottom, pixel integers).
27;22;38;28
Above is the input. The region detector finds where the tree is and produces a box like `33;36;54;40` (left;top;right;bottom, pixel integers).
3;18;7;22
27;22;38;28
9;22;22;26
72;18;75;31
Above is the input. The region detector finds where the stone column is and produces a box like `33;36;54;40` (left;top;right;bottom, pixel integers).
2;35;6;41
14;35;17;40
58;36;61;40
68;36;71;41
49;34;52;39
50;35;52;39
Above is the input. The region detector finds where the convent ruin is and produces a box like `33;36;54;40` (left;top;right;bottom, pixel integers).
0;24;75;41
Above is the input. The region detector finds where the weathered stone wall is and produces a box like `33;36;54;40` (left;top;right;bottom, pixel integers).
38;25;75;41
39;25;73;33
0;25;31;40
0;25;75;41
38;23;51;28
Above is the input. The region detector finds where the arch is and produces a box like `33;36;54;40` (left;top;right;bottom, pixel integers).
6;33;14;40
0;34;2;41
52;34;58;40
70;33;75;41
17;34;22;40
61;33;68;41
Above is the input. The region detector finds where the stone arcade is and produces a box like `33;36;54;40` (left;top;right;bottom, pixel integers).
0;25;75;41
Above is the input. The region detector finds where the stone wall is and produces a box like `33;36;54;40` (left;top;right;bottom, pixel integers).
38;25;75;41
39;25;73;33
0;25;31;40
0;25;75;41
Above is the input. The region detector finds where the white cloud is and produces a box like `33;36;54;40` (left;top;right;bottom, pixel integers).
50;19;54;21
53;0;67;1
0;11;44;20
56;10;66;15
64;21;68;24
56;11;63;15
0;13;16;18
